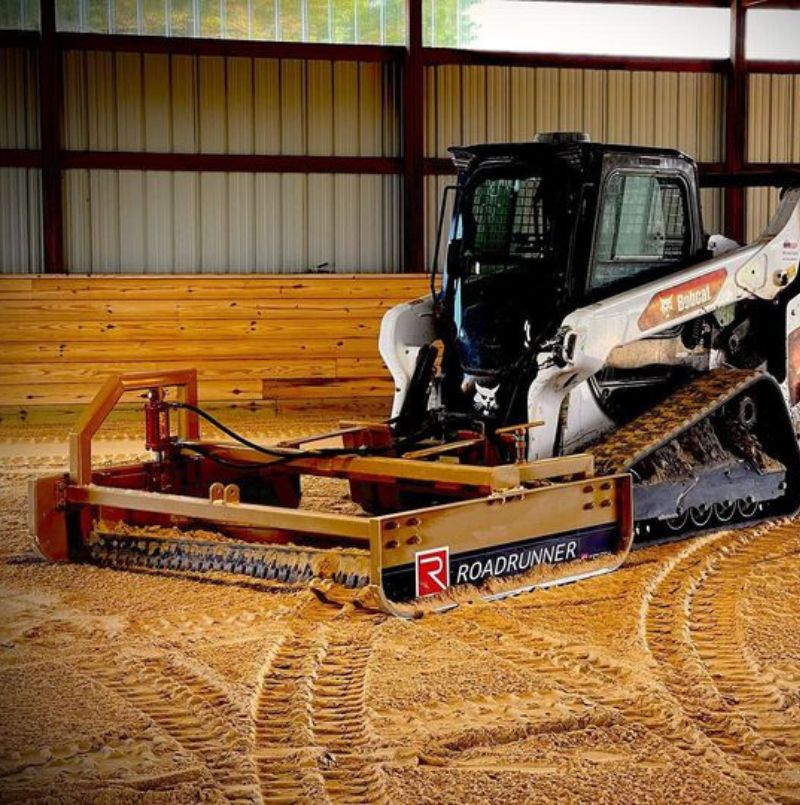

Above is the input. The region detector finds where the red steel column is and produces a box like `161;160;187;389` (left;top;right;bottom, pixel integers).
402;0;425;273
724;0;746;243
39;0;64;273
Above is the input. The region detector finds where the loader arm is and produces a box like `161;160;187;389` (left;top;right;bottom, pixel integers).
525;187;800;460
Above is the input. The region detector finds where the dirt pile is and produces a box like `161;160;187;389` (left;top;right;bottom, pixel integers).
1;415;799;803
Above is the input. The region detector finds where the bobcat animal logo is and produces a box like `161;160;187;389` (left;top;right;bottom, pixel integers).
415;547;450;597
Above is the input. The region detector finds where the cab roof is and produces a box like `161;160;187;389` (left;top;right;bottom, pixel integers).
448;140;694;174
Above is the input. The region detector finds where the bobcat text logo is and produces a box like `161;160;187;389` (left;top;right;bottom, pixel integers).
676;285;712;313
639;268;727;330
415;547;450;597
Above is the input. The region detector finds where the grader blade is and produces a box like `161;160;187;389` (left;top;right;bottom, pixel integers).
30;370;633;615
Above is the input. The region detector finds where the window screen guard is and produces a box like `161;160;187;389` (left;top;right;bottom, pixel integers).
591;172;690;292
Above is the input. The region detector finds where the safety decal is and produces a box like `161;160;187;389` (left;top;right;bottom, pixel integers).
415;546;450;597
638;268;727;331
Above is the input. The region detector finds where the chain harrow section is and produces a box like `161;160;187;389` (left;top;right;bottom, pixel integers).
588;367;760;476
86;530;372;590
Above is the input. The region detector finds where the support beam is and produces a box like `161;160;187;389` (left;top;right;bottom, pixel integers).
402;0;425;273
0;30;40;48
61;152;402;174
724;0;747;242
57;32;403;63
424;48;727;73
0;149;43;168
747;60;800;74
39;0;63;273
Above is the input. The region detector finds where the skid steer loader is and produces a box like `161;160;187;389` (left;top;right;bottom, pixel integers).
29;134;800;614
382;133;800;540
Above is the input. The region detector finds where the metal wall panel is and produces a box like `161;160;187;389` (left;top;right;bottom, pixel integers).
424;66;724;161
746;74;800;241
0;168;42;273
0;48;41;273
0;47;39;149
62;170;401;273
60;52;403;272
63;51;402;157
700;188;723;237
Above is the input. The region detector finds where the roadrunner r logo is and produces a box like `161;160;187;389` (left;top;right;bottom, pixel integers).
415;547;450;597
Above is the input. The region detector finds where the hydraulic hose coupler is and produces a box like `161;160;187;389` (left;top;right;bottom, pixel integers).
144;390;172;454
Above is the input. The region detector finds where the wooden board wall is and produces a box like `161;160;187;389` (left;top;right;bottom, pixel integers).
0;274;430;411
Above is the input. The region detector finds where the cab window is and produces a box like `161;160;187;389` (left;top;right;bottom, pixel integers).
465;174;556;280
590;172;690;293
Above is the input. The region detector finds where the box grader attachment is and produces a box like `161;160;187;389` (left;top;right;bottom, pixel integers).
29;370;633;616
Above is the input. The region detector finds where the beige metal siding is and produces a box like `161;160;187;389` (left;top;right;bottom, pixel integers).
424;66;724;161
0;168;42;273
60;52;402;272
62;170;401;273
0;47;41;273
0;47;39;149
62;52;401;157
424;66;725;264
746;74;800;241
700;188;723;237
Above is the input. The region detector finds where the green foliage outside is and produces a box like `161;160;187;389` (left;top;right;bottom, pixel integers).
46;0;477;46
0;0;39;30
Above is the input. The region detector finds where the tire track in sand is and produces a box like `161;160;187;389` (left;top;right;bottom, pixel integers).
253;599;386;805
689;522;800;801
423;604;771;798
642;523;800;801
87;650;258;802
311;623;387;804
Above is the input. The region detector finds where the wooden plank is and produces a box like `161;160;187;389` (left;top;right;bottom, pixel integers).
5;275;429;301
0;398;386;427
0;338;382;363
0;298;397;320
24;273;426;287
0;278;33;293
0;318;383;341
0;359;342;384
335;357;390;378
263;377;393;399
0;287;428;304
0;380;265;406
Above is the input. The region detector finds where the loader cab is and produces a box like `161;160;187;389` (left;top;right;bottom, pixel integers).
436;137;705;394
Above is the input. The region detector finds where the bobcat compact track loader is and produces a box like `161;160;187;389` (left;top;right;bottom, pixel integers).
29;134;800;614
382;133;800;541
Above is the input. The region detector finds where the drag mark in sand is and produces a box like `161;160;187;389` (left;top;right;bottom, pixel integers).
85;648;259;801
419;603;768;796
641;523;800;802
